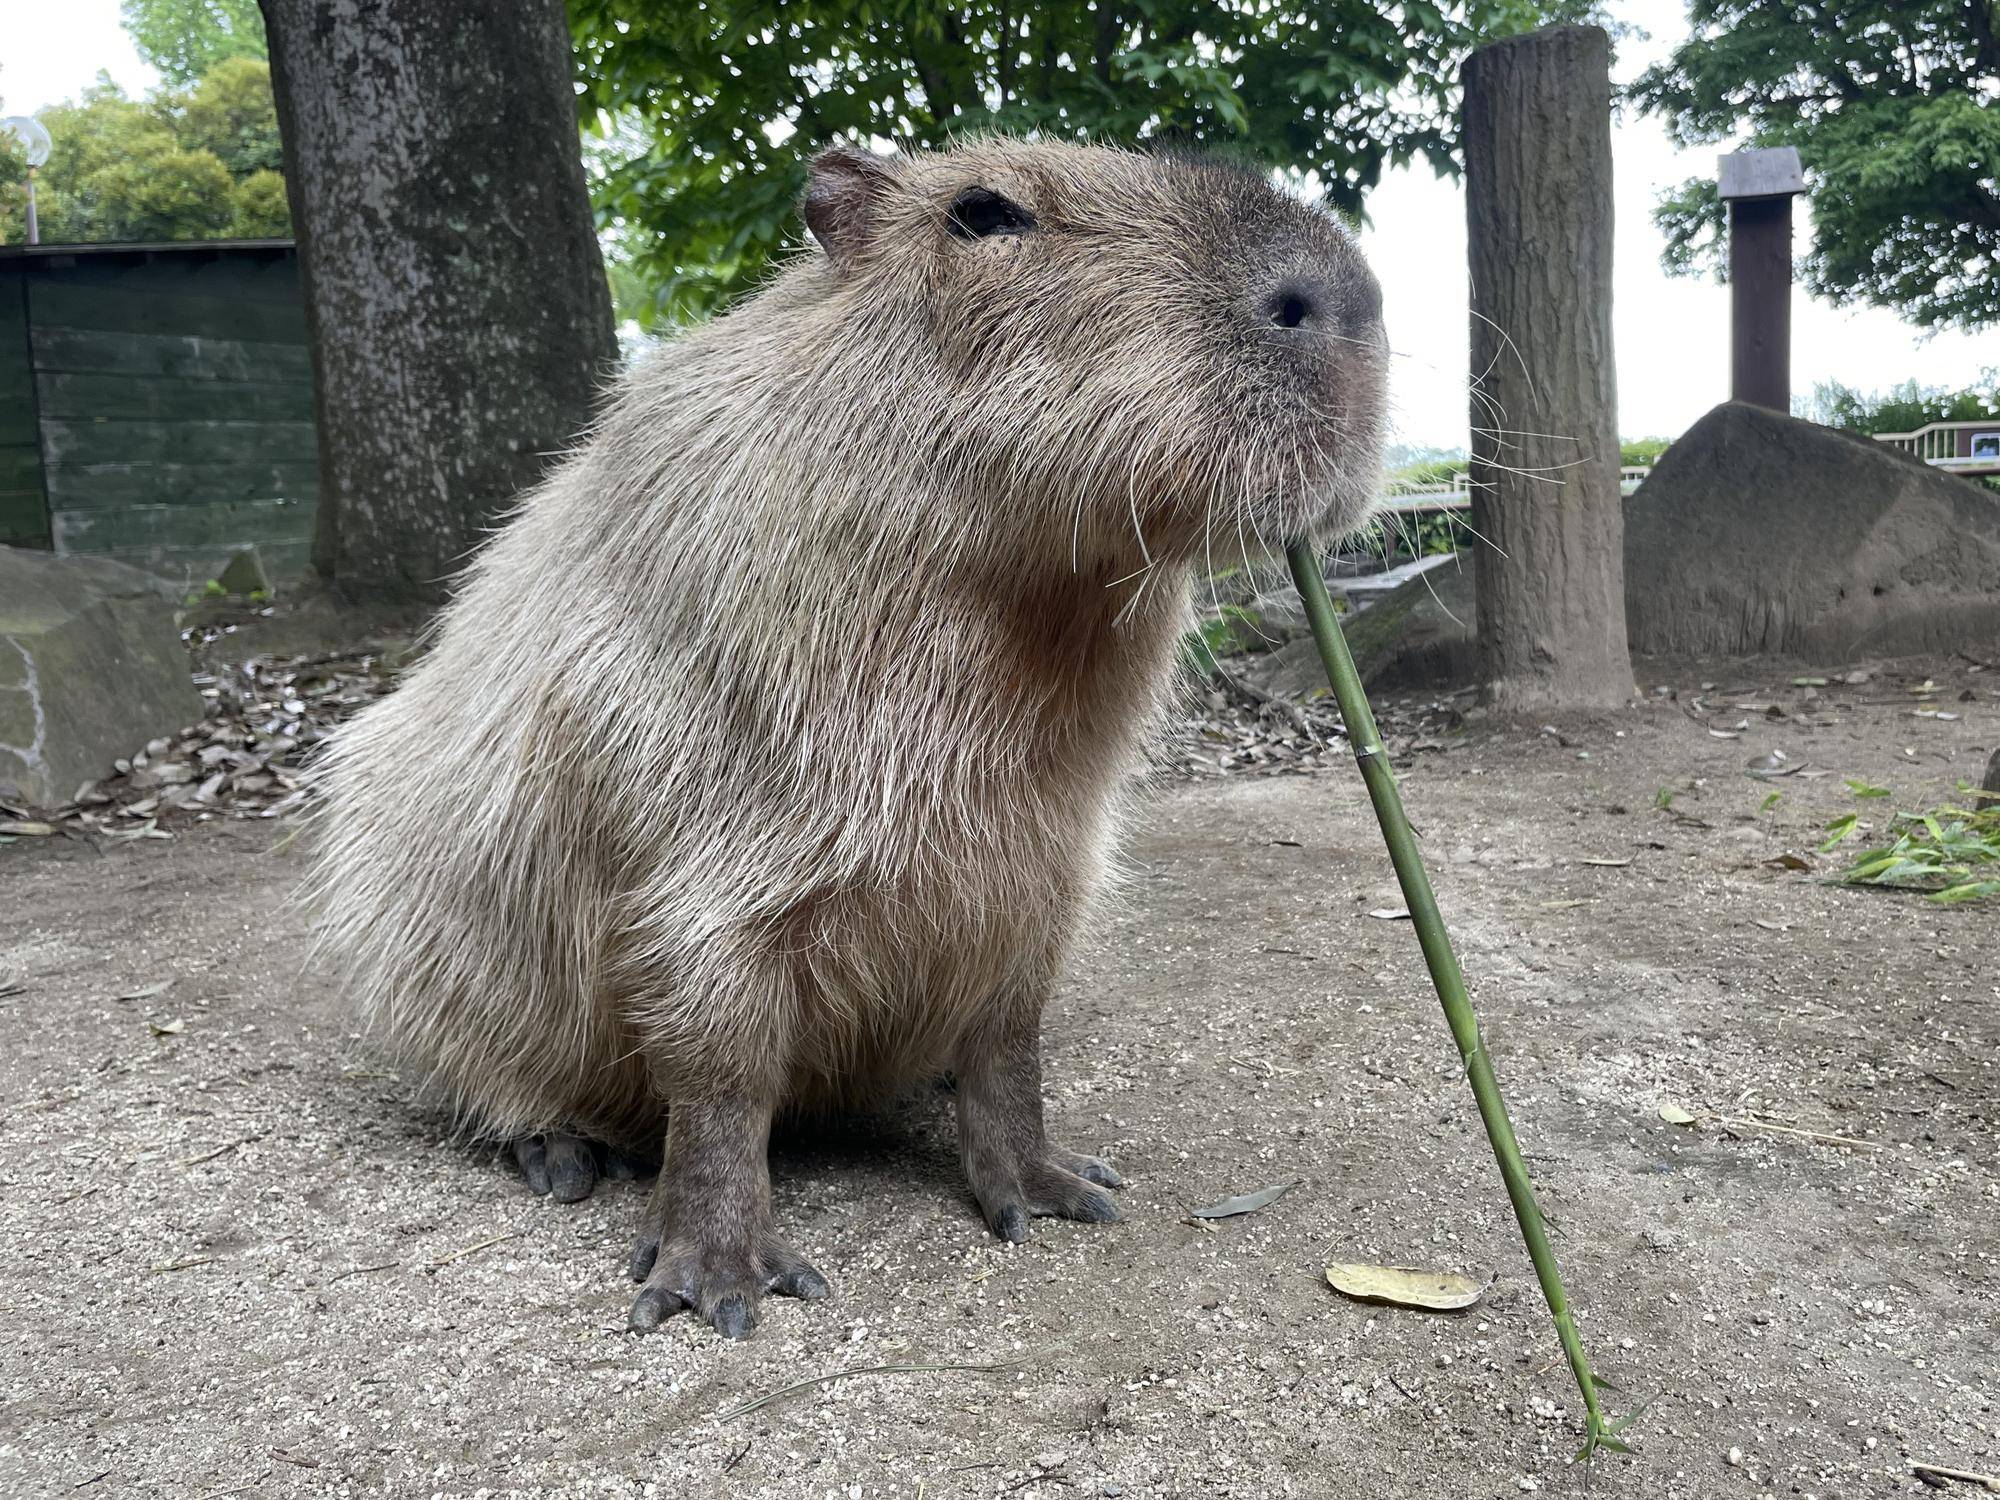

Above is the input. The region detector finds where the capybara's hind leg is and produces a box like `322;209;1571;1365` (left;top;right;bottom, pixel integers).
625;1091;830;1339
955;988;1124;1243
512;1132;660;1203
513;1132;598;1202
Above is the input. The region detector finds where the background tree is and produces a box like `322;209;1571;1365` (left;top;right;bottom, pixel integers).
569;0;1596;324
1634;0;2000;331
178;55;285;177
1800;370;2000;435
261;0;617;605
1464;25;1631;710
0;69;289;243
121;0;268;89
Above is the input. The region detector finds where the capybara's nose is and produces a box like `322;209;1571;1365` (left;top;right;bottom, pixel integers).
1261;267;1382;341
1264;285;1316;329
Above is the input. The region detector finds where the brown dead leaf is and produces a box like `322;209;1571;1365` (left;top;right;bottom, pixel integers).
1324;1262;1489;1312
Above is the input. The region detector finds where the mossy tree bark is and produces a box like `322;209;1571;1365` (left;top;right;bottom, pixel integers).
260;0;616;606
1462;25;1632;711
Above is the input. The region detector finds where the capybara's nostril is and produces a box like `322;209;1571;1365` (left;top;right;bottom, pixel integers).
1269;290;1314;329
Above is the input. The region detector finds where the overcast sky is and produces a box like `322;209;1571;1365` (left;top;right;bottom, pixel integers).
4;0;1992;452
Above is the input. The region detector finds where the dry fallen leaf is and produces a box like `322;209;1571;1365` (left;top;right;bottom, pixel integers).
1365;907;1411;921
1190;1183;1296;1219
1658;1102;1699;1126
0;820;56;836
117;980;173;1002
1324;1261;1489;1312
148;1018;186;1037
1580;857;1634;868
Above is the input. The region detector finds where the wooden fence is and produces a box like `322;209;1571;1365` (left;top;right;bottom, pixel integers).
0;239;318;582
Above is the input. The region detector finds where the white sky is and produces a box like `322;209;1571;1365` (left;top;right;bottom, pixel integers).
4;0;1991;451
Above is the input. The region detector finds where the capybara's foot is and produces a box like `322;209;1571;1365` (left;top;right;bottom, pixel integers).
954;1008;1125;1243
626;1227;830;1338
971;1147;1124;1243
513;1132;598;1202
511;1134;657;1203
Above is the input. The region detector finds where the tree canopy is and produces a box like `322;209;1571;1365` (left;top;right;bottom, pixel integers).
1634;0;2000;331
0;61;288;245
570;0;1593;324
121;0;268;90
1799;369;2000;434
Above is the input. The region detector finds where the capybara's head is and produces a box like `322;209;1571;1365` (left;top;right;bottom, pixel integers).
801;137;1388;558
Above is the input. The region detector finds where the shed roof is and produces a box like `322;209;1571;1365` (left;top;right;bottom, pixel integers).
0;238;295;263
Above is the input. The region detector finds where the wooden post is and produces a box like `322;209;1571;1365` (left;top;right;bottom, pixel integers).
1719;148;1804;412
1462;25;1632;711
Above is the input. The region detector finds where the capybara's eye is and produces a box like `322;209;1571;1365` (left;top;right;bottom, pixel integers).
947;187;1036;240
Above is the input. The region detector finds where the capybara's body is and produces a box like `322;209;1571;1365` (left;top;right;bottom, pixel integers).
313;138;1387;1336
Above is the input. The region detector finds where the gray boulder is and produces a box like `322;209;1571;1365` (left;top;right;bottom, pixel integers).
1241;557;1478;696
1625;402;2000;659
0;547;201;807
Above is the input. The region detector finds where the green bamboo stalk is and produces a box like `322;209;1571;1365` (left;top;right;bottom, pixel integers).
1285;541;1630;1461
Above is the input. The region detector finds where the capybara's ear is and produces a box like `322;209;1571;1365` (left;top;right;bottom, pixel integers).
803;145;899;270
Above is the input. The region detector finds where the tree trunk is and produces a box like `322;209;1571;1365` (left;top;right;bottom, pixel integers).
261;0;616;605
1462;25;1631;711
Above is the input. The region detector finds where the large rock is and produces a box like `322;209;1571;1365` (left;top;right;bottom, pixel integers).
1625;402;2000;659
0;547;201;807
1242;557;1478;696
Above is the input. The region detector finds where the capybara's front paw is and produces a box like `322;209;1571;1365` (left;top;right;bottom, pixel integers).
625;1226;830;1339
972;1148;1125;1244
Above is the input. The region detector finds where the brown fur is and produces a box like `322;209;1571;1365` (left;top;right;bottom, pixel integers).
309;137;1388;1335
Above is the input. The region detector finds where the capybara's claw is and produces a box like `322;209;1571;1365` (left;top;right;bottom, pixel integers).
1060;1151;1125;1190
626;1231;829;1338
977;1150;1125;1242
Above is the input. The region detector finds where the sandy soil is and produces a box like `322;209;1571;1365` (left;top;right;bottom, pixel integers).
2;654;1995;1500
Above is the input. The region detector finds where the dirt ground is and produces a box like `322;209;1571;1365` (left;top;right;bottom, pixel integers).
2;653;1996;1500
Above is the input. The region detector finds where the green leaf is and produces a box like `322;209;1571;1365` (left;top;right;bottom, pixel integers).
571;0;1600;322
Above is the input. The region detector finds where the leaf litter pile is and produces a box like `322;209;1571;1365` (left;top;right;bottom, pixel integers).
1161;679;1473;780
0;620;1463;841
9;642;399;842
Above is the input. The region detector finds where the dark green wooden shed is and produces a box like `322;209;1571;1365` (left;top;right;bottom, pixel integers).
0;239;318;582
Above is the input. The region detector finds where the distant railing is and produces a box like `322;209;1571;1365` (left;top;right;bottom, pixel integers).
1873;420;2000;474
1380;465;1652;514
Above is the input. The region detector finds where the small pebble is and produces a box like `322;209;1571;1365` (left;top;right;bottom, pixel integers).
1727;1446;1744;1467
